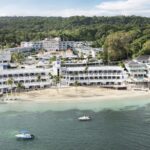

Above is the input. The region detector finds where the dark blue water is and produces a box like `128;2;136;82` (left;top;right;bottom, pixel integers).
1;103;150;150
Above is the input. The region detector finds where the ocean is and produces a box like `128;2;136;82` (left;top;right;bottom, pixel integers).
0;96;150;150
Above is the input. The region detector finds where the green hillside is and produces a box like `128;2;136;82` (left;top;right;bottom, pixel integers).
0;16;149;60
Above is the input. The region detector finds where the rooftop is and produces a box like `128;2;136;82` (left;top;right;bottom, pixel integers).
0;51;11;62
135;55;150;62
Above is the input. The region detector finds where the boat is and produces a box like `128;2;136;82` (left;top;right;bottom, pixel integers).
15;130;35;140
78;116;91;121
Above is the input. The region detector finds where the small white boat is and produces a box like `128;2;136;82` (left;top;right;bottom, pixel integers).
78;116;91;121
15;130;34;140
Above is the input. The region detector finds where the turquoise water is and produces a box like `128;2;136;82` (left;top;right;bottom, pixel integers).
0;96;150;150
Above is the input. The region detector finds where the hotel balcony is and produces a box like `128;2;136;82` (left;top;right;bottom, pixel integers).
0;81;51;89
64;73;124;77
68;79;124;83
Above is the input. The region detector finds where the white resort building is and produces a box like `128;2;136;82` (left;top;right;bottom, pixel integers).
21;37;75;51
20;37;101;52
125;60;150;89
42;37;75;51
42;37;60;51
0;66;52;93
61;62;127;89
21;41;43;50
125;61;148;79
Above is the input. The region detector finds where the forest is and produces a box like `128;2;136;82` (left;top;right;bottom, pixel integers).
0;16;149;61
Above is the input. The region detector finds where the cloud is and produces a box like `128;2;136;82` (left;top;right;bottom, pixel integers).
96;0;150;17
45;0;150;17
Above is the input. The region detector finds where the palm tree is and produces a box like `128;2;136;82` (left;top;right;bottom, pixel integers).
49;73;62;93
84;66;88;72
11;52;25;64
16;82;25;93
87;55;91;62
74;80;79;94
72;71;81;93
84;64;89;86
37;74;41;82
80;52;84;59
49;72;53;85
54;75;61;85
96;51;102;60
7;78;14;96
36;74;42;89
14;82;25;99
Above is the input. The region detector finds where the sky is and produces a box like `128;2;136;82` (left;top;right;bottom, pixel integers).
0;0;149;17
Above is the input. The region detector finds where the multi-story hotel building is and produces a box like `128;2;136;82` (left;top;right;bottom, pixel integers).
61;62;127;89
125;61;148;79
59;41;74;50
125;60;149;89
42;37;60;51
43;38;75;51
0;66;52;93
21;41;43;50
21;37;89;51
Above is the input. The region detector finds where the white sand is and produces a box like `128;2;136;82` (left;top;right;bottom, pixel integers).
15;87;150;103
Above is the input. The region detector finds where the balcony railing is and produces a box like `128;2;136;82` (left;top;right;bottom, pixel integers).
68;79;124;83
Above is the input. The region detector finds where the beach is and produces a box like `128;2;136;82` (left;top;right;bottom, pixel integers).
13;87;150;103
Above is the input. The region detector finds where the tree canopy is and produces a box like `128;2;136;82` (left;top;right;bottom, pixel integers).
0;16;149;60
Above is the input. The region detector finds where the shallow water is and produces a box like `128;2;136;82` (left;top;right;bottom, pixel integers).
0;96;150;150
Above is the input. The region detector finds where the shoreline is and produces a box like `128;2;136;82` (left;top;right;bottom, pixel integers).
3;86;149;104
